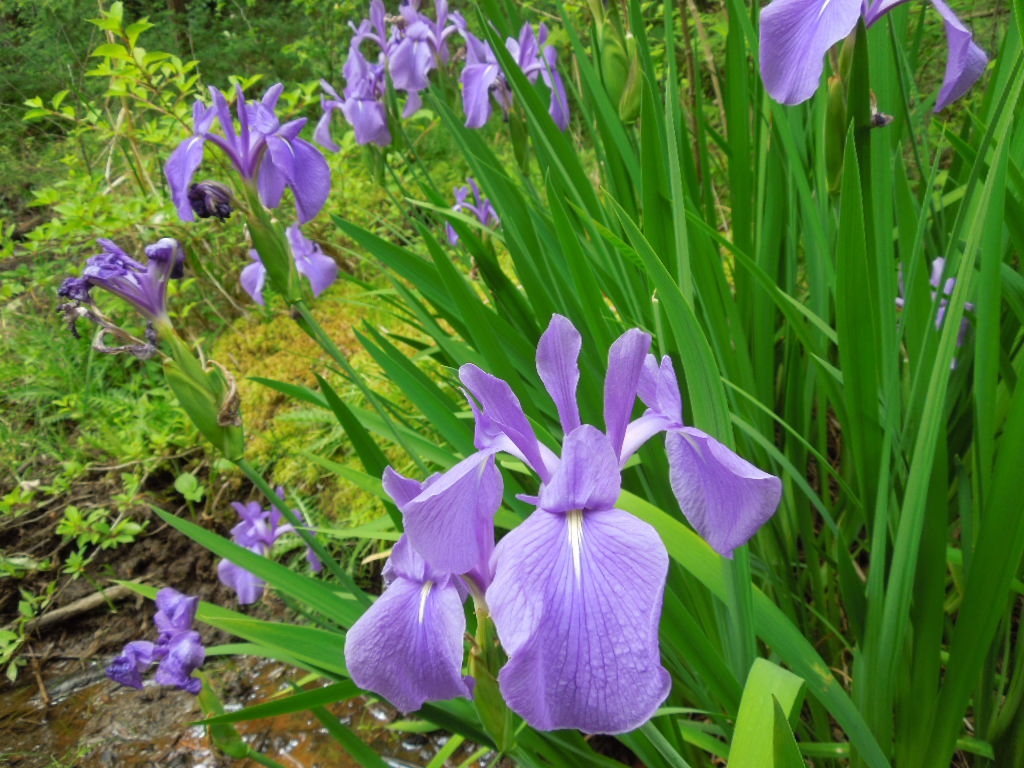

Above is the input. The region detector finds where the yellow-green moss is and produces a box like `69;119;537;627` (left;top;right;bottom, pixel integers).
212;280;404;527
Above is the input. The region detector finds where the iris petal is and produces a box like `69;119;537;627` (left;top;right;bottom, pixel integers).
536;314;582;434
165;136;206;222
402;452;501;576
487;507;670;733
539;425;620;515
460;364;550;480
345;566;470;712
666;427;782;558
759;0;862;105
603;328;651;459
289;138;332;223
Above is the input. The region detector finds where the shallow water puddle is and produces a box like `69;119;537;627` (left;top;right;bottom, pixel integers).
0;656;481;767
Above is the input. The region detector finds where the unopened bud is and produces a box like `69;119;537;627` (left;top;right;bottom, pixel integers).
618;33;641;123
600;25;630;107
188;181;234;220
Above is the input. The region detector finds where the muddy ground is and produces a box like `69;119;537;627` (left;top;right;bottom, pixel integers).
0;500;489;768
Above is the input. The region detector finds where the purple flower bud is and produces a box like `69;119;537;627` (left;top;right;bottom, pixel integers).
187;180;234;220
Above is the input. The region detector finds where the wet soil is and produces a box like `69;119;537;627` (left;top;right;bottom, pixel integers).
0;655;483;767
0;504;484;767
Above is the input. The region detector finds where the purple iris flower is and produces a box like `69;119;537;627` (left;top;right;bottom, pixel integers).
218;487;323;604
166;83;331;224
317;49;392;149
896;257;973;364
458;21;570;130
345;315;781;733
446;178;500;245
389;0;459;117
58;238;185;330
760;0;987;111
107;588;206;694
240;224;338;306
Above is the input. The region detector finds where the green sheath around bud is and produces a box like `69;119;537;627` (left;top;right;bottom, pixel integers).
600;26;630;109
618;34;642;123
242;185;301;304
162;333;244;461
470;609;516;753
826;76;848;195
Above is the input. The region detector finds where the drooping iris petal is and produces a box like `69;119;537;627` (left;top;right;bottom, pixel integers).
929;0;988;111
241;251;268;306
218;557;265;604
460;364;550;480
345;539;471;713
539;425;620;515
487;506;671;733
536;314;582;434
637;354;683;424
759;0;863;106
286;225;338;297
383;466;426;507
343;94;391;146
541;45;570;130
165;135;206;222
603;328;652;459
666;427;783;558
402;452;501;575
288;138;332;223
461;60;502;128
154;588;199;636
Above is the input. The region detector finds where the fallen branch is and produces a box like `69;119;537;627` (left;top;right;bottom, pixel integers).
4;584;136;634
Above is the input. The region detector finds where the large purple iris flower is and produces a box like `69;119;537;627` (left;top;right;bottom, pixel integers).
240;224;338;306
58;238;185;325
107;588;206;694
166;83;330;223
446;178;500;245
218;487;323;604
459;21;570;130
760;0;987;111
345;315;781;733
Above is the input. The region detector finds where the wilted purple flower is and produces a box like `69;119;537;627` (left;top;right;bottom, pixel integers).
218;487;323;604
58;238;185;343
187;180;234;220
346;315;780;733
107;588;205;694
240;225;338;306
760;0;987;111
446;178;500;245
458;21;570;130
166;83;330;224
345;534;474;713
